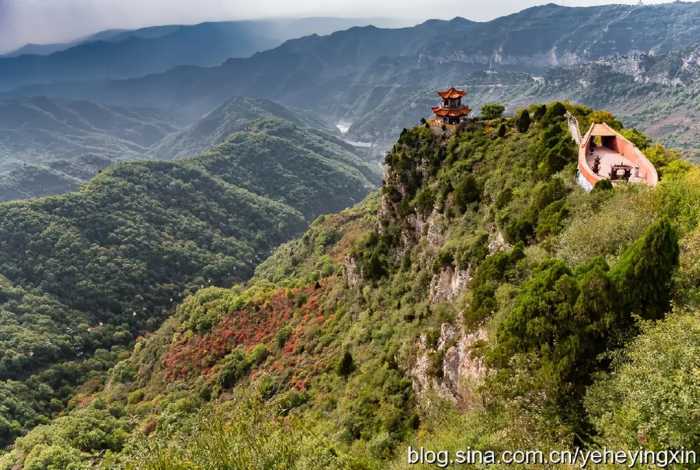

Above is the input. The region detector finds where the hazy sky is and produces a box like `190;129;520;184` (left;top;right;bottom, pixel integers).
0;0;679;53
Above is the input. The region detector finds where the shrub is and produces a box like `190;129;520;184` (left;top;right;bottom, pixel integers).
557;187;657;264
542;102;567;124
585;311;700;451
433;249;454;273
464;245;525;326
592;179;613;192
413;187;435;215
490;219;680;426
497;123;507;138
276;325;293;349
495;187;512;209
278;391;310;415
218;350;249;389
295;292;308;308
644;143;681;177
489;259;610;422
532;178;567;211
532;104;547;121
337;350;355;377
609;219;679;321
586;110;622;130
620;128;650;149
258;376;279;400
452;174;480;213
22;444;84;470
454;232;489;269
536;200;569;240
352;231;395;281
123;395;347;470
516;110;531;133
504;214;535;244
481;103;505;119
127;390;144;405
247;344;269;366
537;123;576;175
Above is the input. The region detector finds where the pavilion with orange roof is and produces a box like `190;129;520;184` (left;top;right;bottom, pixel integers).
431;87;471;125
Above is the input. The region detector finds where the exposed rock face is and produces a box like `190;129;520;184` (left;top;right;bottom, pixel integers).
405;208;447;248
429;265;471;303
343;255;361;288
410;320;488;408
439;324;487;404
488;229;509;254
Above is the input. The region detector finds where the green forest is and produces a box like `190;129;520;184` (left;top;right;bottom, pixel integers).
1;101;696;469
0;116;377;450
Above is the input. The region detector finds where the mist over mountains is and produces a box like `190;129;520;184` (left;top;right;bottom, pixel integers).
0;95;376;201
4;2;700;158
0;17;404;90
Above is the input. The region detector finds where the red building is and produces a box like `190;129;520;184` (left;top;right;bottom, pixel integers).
431;87;471;125
577;122;658;191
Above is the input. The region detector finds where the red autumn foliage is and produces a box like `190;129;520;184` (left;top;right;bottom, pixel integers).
161;282;334;382
162;289;294;380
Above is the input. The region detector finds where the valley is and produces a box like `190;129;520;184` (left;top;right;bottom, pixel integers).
0;96;181;200
0;106;378;450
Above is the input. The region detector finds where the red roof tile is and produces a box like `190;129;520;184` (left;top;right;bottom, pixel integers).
432;105;471;117
437;87;466;99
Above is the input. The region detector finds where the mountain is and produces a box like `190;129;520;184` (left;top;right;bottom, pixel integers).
0;30;130;58
151;96;330;160
10;2;700;156
0;114;378;449
0;18;406;91
0;96;181;200
342;52;700;157
3;101;697;469
1;18;407;59
0;96;377;202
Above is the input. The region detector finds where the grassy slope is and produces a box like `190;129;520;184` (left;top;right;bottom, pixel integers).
3;102;699;469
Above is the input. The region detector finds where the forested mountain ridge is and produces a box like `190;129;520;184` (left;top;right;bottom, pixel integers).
0;115;378;450
0;96;373;202
0;96;181;201
151;96;332;161
3;102;697;469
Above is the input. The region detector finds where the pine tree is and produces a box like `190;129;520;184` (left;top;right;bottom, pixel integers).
610;219;680;320
516;110;531;133
337;350;355;377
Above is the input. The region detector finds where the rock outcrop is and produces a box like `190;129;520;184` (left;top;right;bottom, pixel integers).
411;319;487;408
429;265;471;303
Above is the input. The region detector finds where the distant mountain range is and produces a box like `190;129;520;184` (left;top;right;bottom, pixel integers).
0;17;405;91
6;3;700;157
1;30;131;57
